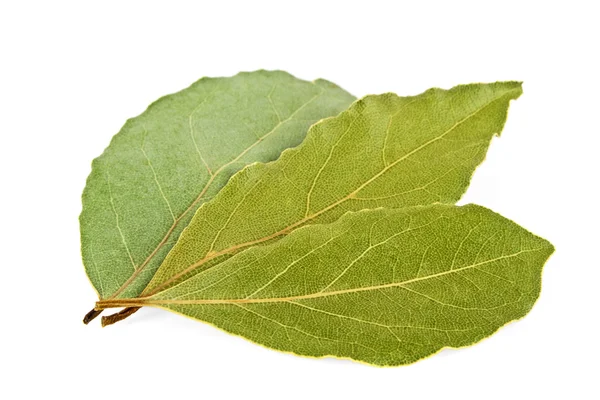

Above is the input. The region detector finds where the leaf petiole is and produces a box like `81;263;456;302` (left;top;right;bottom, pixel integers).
82;308;103;324
101;307;140;327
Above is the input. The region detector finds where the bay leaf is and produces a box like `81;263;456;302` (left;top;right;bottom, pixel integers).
141;81;522;299
99;204;553;366
80;70;355;320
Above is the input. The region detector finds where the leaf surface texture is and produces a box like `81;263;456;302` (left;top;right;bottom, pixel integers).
145;82;523;295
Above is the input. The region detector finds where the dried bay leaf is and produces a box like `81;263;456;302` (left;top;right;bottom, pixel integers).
100;204;554;366
141;81;523;299
80;70;355;321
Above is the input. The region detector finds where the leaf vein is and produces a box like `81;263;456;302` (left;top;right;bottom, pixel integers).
105;171;137;271
141;126;176;222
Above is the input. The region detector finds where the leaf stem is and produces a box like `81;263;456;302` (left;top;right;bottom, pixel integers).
101;307;140;327
83;308;103;324
96;298;148;309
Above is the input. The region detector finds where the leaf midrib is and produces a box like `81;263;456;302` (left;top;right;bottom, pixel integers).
98;247;544;308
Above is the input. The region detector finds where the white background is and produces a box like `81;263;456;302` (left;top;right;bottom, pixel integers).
1;1;598;399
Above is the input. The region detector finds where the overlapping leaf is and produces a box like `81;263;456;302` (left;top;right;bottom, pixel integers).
100;205;553;366
142;81;523;298
80;70;355;309
85;77;553;366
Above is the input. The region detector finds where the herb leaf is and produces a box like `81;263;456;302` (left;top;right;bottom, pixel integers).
143;82;522;296
104;205;553;366
80;70;355;304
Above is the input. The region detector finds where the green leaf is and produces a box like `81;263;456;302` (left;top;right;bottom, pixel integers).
143;82;522;296
102;205;553;366
80;70;355;300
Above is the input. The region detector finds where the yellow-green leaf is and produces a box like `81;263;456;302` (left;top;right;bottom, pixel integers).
144;82;522;297
101;205;553;366
80;70;355;304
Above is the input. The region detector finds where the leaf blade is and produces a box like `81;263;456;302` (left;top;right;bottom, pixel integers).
138;205;553;366
80;70;355;299
145;82;522;295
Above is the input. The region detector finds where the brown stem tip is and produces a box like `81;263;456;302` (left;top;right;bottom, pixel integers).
101;307;141;327
83;308;103;325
